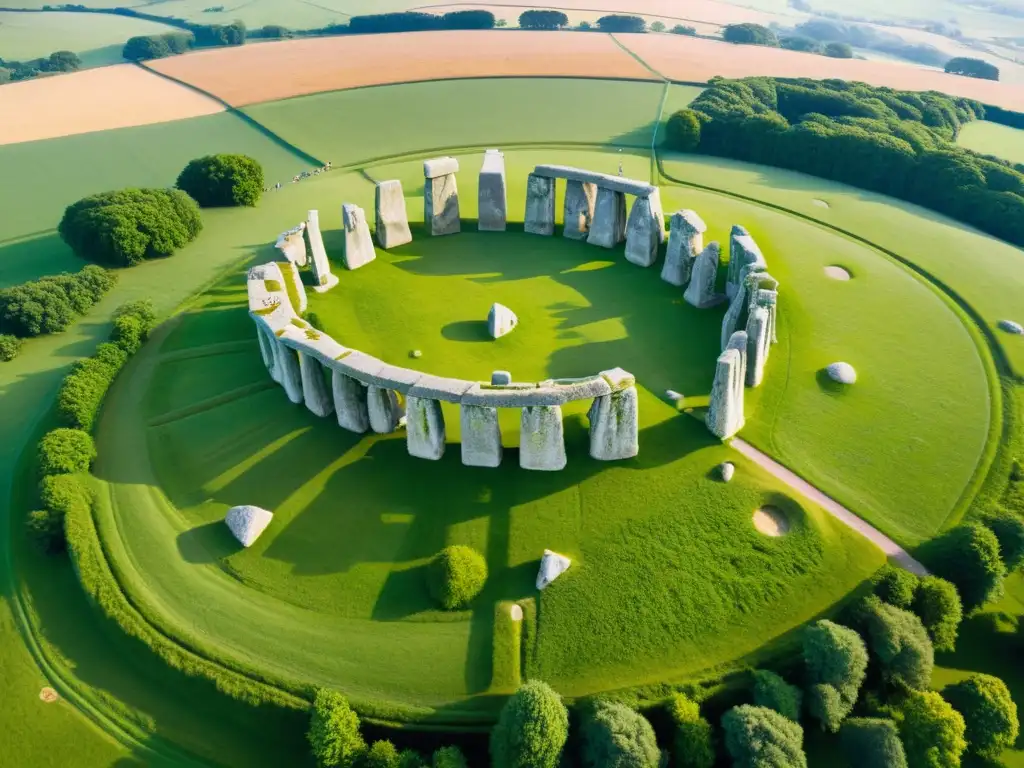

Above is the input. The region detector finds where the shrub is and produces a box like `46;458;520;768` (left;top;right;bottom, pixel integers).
398;750;425;768
35;473;90;553
123;35;172;60
256;24;290;38
162;32;194;54
57;343;128;430
651;21;665;32
308;689;365;768
672;25;697;35
924;523;1006;611
427;545;487;609
0;267;115;338
840;718;907;768
722;705;806;768
38;428;95;475
0;333;22;361
667;693;714;768
582;701;660;768
42;50;80;72
431;746;468;768
490;680;568;768
665;109;701;152
944;674;1019;759
945;57;999;81
59;188;202;268
912;576;962;653
177;154;264;208
984;512;1024;571
111;314;144;354
27;509;65;554
753;670;803;721
872;564;920;609
825;42;854;58
780;35;821;53
900;691;966;768
365;740;400;768
861;597;934;691
723;23;778;46
518;10;568;29
596;15;646;33
112;299;157;335
803;620;868;731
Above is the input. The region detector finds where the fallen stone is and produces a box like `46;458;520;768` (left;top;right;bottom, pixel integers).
998;319;1023;335
563;179;597;240
536;549;571;589
478;149;507;232
491;370;512;386
719;462;735;482
332;370;369;433
225;505;273;547
374;179;413;249
520;405;566;471
684;242;722;308
624;195;660;268
367;385;404;433
588;385;639;461
661;210;706;287
460;404;502;467
342;203;377;271
488;303;518;339
406;396;446;460
826;362;857;385
424;159;460;236
524;173;555;236
299;352;334;417
587;187;626;249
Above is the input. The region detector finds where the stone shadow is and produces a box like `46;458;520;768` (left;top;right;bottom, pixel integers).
177;520;240;564
441;320;491;342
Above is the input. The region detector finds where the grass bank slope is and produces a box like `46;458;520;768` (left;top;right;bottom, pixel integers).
958;120;1024;165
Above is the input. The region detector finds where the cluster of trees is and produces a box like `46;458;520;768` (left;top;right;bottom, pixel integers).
665;76;1024;247
724;23;854;58
723;23;779;46
791;18;948;67
779;36;854;57
593;15;646;33
427;545;487;610
946;56;1001;81
0;50;80;85
122;22;243;61
176;154;264;207
518;10;568;29
345;11;496;34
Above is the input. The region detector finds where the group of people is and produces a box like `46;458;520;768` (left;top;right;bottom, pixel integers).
264;162;333;192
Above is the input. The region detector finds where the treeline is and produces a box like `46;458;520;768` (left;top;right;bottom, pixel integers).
724;23;855;58
666;77;1024;247
0;49;79;83
122;22;244;61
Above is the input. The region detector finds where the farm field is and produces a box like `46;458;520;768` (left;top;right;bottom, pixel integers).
958;119;1024;165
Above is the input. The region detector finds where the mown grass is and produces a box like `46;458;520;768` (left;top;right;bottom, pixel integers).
957;120;1024;165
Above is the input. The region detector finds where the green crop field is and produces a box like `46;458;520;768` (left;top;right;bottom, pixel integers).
958;120;1024;165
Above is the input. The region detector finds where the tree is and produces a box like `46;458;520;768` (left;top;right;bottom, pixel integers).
824;42;854;58
123;35;172;61
38;428;95;475
113;299;157;332
111;314;144;354
307;689;365;768
873;564;920;609
723;23;779;46
780;36;821;52
427;545;487;609
596;15;647;33
518;10;568;30
651;21;666;33
945;57;999;81
912;576;962;653
495;19;507;28
442;10;495;29
0;67;12;85
803;620;868;731
666;109;702;151
862;597;934;691
162;31;194;53
984;512;1024;571
490;680;568;768
672;25;697;36
944;674;1019;759
722;705;807;768
431;746;468;768
667;694;713;768
0;334;21;361
43;50;81;72
900;691;966;768
365;741;401;768
256;25;290;38
924;523;1006;612
753;670;803;722
398;750;425;768
840;718;907;768
581;701;660;768
177;154;264;207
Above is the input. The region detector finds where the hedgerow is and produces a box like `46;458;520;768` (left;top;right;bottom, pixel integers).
0;333;21;361
0;265;116;338
38;428;96;475
57;343;128;430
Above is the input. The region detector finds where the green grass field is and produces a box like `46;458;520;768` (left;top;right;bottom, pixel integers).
958;120;1024;165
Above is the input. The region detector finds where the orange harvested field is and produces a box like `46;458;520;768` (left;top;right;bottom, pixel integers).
0;65;224;146
149;30;658;106
620;33;1024;110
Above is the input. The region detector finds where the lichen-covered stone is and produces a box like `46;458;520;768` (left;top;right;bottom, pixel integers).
478;149;507;232
299;352;334;417
661;210;706;287
367;385;403;433
423;156;459;179
648;188;667;244
275;341;304;404
488;303;518;339
520;405;566;471
727;227;766;299
225;505;273;547
745;307;770;388
342;203;377;271
588;386;639;461
361;364;423;394
425;171;460;236
541;375;612;401
255;322;274;371
537;549;571;589
563;179;597;240
305;210;338;292
274;224;308;267
624;195;660;268
374;179;412;249
462;385;564;408
826;362;857;384
491;370;512;386
460;404;502;468
524;173;555;235
706;334;747;439
999;319;1023;335
532;164;654;196
332;370;369;433
406;396;446;460
684;242;722;308
587;187;626;249
283;261;307;313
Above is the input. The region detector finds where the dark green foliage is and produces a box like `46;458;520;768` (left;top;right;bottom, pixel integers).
308;689;365;768
43;50;81;72
899;691;966;768
665;110;701;152
824;42;854;58
38;428;96;475
0;67;11;84
162;32;195;53
123;35;171;61
59;188;203;267
912;576;963;653
427;545;487;609
349;13;438;33
35;472;91;554
111;314;144;354
722;705;807;768
780;36;821;53
0;333;22;361
397;750;425;768
193;22;246;46
582;701;660;768
27;509;65;554
979;102;1024;129
490;680;568;768
753;670;803;722
861;597;934;691
0;266;116;338
872;564;920;609
365;740;401;768
431;746;467;768
944;674;1020;759
667;694;714;768
924;523;1007;611
803;620;868;732
983;512;1024;571
255;25;291;39
57;343;128;430
112;299;157;333
840;718;907;768
946;57;1000;81
518;10;569;29
672;25;697;36
723;23;779;46
441;10;495;29
177;154;264;208
596;15;646;33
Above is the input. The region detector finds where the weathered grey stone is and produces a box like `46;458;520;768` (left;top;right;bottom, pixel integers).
406;396;445;460
648;188;667;244
488;303;518;339
524;174;555;236
283;261;307;313
333;350;385;382
684;242;722;308
407;375;474;403
588;385;639;461
563;180;597;240
462;385;564;408
299;351;334;417
599;367;636;392
332;370;369;433
361;364;423;394
342;203;376;271
478;149;507;232
719;462;735;482
425;172;460;236
460;404;502;467
999;319;1023;335
305;210;338;292
367;385;403;433
423;156;459;179
745;306;770;388
536;549;571;589
587;187;626;248
661;210;706;287
624;195;660;267
520;405;566;471
826;362;857;384
720;263;766;350
491;370;512;386
255;322;274;370
532;164;654;196
540;375;612;401
275;340;303;404
726;330;748;392
727;227;766;299
225;505;273;547
274;224;308;267
707;331;747;439
374;179;412;249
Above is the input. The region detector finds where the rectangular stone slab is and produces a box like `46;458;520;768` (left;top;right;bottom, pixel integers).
532;164;656;196
478;149;507;232
374;180;413;249
332;350;385;382
423;156;460;179
461;384;565;407
538;376;612;400
408;374;475;403
361;364;423;394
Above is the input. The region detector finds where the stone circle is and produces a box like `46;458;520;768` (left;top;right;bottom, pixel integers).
826;362;857;385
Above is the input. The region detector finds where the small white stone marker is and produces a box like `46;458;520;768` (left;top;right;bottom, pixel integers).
826;362;857;385
719;462;735;482
536;549;571;590
488;303;518;339
509;604;524;621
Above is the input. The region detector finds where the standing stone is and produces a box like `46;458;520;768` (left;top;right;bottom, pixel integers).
406;396;446;460
342;203;376;271
424;157;460;236
588;368;639;461
648;188;667;244
461;404;502;467
624;194;660;267
299;352;334;417
374;180;412;249
524;173;555;235
727;330;748;396
727;226;766;299
720;263;769;350
305;210;338;292
275;225;308;267
706;337;746;440
520;405;566;471
478;149;507;232
587;187;626;248
488;303;518;339
661;210;706;287
255;323;274;371
367;386;403;433
684;242;722;308
563;179;597;240
283;261;307;313
332;370;369;433
275;341;303;405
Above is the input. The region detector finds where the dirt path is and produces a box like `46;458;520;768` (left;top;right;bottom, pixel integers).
731;438;928;575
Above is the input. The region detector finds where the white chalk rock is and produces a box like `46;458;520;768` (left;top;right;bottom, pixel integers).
826;362;857;384
224;505;273;547
488;303;518;339
998;319;1023;335
537;549;571;590
666;390;684;403
719;462;735;482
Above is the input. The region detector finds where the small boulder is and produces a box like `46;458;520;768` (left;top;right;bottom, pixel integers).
491;370;512;386
224;505;273;547
488;303;518;339
665;390;684;404
410;349;423;359
719;462;735;482
998;319;1023;335
536;549;571;590
826;362;857;385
